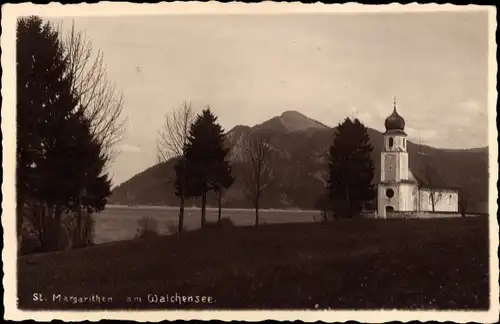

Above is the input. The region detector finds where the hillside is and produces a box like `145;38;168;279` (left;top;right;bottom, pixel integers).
18;218;489;309
110;111;489;213
253;110;329;133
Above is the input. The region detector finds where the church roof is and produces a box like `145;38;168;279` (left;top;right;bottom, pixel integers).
408;170;416;182
384;98;406;134
409;169;460;191
380;170;458;191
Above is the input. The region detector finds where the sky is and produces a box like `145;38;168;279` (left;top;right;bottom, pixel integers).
51;10;490;186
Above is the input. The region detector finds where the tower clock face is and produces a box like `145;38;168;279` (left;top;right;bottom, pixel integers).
384;154;396;181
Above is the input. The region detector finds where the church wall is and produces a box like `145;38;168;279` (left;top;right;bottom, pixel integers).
398;152;409;181
385;135;407;152
419;188;459;212
380;154;386;182
377;184;400;218
398;183;418;211
395;136;405;151
385;211;461;219
382;153;398;182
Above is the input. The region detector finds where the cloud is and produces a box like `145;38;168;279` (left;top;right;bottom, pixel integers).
406;126;444;144
458;100;483;113
118;143;142;153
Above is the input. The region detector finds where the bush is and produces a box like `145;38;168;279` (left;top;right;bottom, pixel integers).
165;221;187;234
80;211;96;246
135;216;160;239
21;203;66;253
204;217;235;229
19;233;41;256
220;217;235;228
19;203;96;255
63;210;96;249
331;198;354;219
315;193;332;222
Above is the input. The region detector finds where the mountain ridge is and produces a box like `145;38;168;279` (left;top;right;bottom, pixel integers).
110;112;489;213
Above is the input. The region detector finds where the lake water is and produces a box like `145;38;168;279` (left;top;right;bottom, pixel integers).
93;205;320;244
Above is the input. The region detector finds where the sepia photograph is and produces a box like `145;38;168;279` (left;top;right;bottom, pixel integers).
2;2;498;322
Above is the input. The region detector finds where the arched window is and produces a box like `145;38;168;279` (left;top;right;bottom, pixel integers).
385;206;394;213
389;137;394;148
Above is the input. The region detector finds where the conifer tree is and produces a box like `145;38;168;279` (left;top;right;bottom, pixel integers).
213;160;235;224
327;118;375;217
17;16;112;251
17;16;78;249
182;107;233;227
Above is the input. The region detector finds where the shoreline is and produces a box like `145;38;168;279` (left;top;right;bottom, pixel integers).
105;204;319;213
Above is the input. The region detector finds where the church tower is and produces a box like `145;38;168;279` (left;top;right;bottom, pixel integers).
377;98;416;218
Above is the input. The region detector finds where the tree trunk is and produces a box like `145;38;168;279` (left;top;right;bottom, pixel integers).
430;192;435;212
201;189;207;228
217;189;222;224
255;197;259;227
54;204;62;249
17;194;25;255
178;194;185;233
38;204;46;251
178;162;187;233
76;191;82;247
345;184;351;217
17;194;24;243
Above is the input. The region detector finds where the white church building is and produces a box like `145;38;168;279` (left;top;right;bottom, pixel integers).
377;100;459;218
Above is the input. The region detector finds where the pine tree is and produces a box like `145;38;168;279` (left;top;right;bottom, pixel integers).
17;16;79;249
17;16;112;251
327;118;375;217
182;107;233;228
213;160;235;224
173;156;188;228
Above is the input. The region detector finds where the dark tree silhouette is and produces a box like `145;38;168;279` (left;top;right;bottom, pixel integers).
17;16;78;250
314;192;332;222
158;101;195;233
242;134;274;227
183;107;232;228
17;16;112;252
458;187;468;217
212;160;235;224
327;118;375;217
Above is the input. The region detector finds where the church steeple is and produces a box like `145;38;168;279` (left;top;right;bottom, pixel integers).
384;97;406;134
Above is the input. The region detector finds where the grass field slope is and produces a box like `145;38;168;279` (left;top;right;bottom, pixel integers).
18;217;489;310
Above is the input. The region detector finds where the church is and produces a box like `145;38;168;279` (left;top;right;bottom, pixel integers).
377;100;459;218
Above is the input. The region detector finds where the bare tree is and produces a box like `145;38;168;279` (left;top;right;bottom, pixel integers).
157;101;195;233
61;22;126;166
422;161;444;212
58;22;125;245
242;134;274;227
417;139;443;212
458;188;468;217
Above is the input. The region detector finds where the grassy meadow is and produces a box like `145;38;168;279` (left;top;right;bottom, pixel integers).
18;216;489;310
